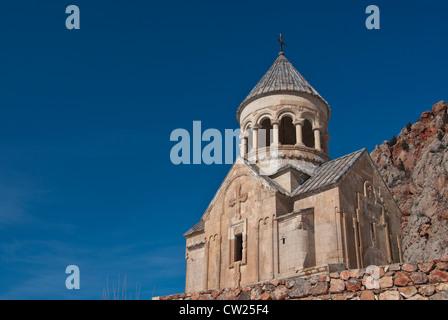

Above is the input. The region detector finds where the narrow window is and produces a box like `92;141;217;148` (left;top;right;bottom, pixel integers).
234;233;243;262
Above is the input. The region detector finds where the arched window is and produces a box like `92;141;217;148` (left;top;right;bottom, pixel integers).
260;118;272;148
279;116;296;145
302;119;314;148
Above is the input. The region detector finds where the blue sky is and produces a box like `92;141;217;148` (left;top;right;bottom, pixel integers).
0;0;446;299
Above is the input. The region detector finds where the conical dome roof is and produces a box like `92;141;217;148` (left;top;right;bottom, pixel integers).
237;52;329;121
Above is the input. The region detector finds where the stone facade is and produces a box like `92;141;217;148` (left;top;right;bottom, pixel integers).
158;257;448;300
183;51;402;293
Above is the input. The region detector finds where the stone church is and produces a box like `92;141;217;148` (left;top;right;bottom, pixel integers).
183;49;403;293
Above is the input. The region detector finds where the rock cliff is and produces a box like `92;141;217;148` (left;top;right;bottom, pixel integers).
370;101;448;262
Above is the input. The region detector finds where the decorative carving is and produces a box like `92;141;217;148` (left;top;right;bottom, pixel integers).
229;185;248;220
355;181;392;267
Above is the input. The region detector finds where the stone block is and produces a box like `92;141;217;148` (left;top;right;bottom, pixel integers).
379;276;393;288
379;290;401;300
346;278;362;292
429;270;448;283
394;272;411;287
329;279;345;293
398;286;417;299
312;281;329;296
360;290;376;300
409;271;428;285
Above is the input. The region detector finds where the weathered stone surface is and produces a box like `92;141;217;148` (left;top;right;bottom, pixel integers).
398;286;417;299
370;102;448;263
164;256;448;301
238;290;251;300
349;269;364;279
346;278;362;292
250;286;263;300
388;264;401;271
272;286;288;300
432;101;448;115
406;294;429;300
360;290;376;300
217;290;236;300
436;262;448;271
270;280;280;287
436;283;448;292
394;272;411;287
285;279;296;289
311;281;328;296
260;291;272;300
402;263;417;272
379;290;401;300
288;279;312;299
364;276;380;290
340;270;350;281
409;271;428;285
430;290;448;300
379;276;394;288
418;285;435;296
428;270;448;283
418;261;435;273
330;279;345;293
366;266;384;279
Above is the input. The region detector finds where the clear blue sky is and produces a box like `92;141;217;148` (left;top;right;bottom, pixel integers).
0;0;446;299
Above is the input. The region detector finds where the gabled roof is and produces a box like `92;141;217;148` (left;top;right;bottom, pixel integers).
236;53;329;121
183;149;367;237
292;149;366;196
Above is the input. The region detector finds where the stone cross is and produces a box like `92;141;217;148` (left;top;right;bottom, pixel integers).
229;185;248;220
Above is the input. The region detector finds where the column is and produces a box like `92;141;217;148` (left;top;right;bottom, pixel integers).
294;119;304;146
313;126;322;151
252;126;259;151
272;121;280;146
240;135;247;158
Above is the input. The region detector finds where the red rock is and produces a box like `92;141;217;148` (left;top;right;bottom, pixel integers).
379;276;394;288
409;271;428;285
402;263;418;272
428;270;448;283
340;270;350;281
420;111;434;123
398;286;417;299
418;285;435;296
260;292;272;300
210;290;220;299
345;278;362;292
418;261;435;273
432;101;447;115
270;280;280;287
437;262;448;271
394;272;412;287
319;274;330;282
349;269;364;279
311;281;329;296
272;286;288;300
360;290;376;300
330;279;345;293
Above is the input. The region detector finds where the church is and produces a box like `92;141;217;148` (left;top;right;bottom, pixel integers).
183;44;403;293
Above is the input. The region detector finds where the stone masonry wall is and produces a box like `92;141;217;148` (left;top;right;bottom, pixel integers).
158;257;448;300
